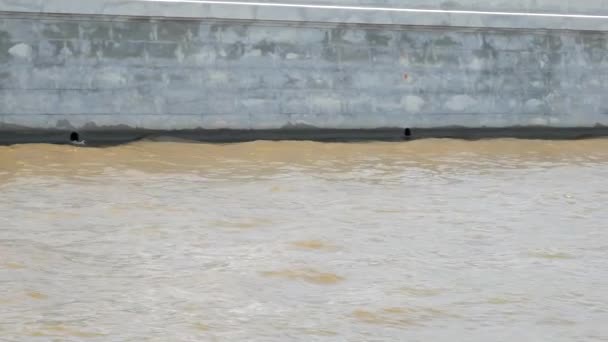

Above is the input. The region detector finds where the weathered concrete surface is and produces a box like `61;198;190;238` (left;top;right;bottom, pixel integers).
1;1;608;136
189;0;608;16
8;0;608;16
4;0;608;31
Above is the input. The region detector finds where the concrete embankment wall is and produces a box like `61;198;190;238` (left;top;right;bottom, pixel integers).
1;0;608;134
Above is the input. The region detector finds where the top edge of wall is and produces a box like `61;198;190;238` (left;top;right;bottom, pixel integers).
2;0;608;31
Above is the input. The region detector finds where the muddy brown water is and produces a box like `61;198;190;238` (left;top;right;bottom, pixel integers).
1;139;607;341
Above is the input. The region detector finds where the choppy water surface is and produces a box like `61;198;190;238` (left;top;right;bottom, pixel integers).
1;139;608;341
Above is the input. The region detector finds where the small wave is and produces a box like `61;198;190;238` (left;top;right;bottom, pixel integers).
528;250;576;259
260;268;344;285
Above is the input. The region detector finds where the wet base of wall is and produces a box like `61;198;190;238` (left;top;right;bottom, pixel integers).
1;127;607;146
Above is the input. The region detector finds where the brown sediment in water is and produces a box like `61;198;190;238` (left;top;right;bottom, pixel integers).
212;218;273;230
352;306;452;327
193;322;211;331
486;296;529;305
260;268;344;285
1;137;607;340
27;291;48;300
394;286;444;297
290;240;338;251
4;262;26;269
27;324;104;338
1;139;608;181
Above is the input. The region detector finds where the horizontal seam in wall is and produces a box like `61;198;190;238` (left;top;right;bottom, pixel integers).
2;12;607;34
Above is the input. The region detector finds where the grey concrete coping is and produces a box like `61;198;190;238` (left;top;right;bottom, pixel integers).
180;0;608;16
2;0;608;31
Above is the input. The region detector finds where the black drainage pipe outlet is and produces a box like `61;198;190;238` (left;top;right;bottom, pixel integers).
70;131;79;142
69;131;86;145
404;128;412;138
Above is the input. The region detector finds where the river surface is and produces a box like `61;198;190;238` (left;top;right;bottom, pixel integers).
1;139;608;341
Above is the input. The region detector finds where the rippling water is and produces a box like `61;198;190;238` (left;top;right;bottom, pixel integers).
1;139;608;341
